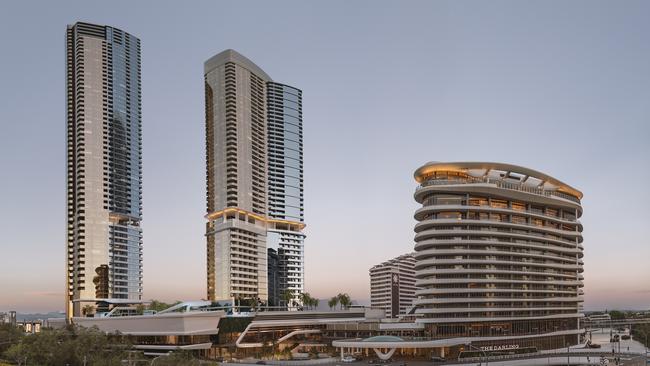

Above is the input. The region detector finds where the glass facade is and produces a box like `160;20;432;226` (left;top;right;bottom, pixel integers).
267;82;304;223
266;82;306;305
66;22;143;317
204;50;272;302
204;50;306;306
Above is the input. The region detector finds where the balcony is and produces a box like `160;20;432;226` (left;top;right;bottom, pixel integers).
417;177;581;204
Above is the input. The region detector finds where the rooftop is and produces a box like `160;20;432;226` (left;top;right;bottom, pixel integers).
414;161;583;200
204;49;272;81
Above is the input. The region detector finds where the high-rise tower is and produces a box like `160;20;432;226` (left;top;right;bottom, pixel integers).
66;22;143;318
204;50;305;305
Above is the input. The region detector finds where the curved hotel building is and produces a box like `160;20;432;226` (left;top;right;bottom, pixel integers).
412;162;584;352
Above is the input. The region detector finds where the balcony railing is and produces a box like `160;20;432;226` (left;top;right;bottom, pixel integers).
417;178;581;204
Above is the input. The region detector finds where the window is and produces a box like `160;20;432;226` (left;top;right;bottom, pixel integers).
491;199;508;209
469;197;489;206
511;202;526;211
512;215;527;224
433;194;464;205
490;213;508;222
563;212;576;221
437;212;463;220
546;208;559;217
530;205;544;215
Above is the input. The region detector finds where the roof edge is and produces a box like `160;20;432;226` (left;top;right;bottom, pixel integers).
413;161;583;200
204;49;272;81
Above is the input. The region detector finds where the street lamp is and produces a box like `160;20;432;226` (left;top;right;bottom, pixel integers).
151;354;168;365
465;344;488;366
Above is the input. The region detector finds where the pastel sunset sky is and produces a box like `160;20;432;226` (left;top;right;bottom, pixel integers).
1;0;648;313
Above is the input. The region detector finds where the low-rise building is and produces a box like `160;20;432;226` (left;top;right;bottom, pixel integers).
0;311;16;327
369;253;416;318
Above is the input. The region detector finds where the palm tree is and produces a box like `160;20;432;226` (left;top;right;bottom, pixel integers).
313;298;319;310
82;304;95;317
337;293;351;310
281;290;294;309
299;292;308;309
301;292;317;310
328;296;338;310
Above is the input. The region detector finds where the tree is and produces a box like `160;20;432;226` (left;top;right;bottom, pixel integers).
4;325;135;366
82;304;95;317
299;292;308;309
281;290;294;309
337;293;351;309
313;298;320;310
0;323;23;355
148;300;181;312
609;310;626;320
328;296;338;310
299;292;317;310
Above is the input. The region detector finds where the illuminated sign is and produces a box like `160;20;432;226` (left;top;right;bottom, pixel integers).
480;344;520;352
390;273;400;318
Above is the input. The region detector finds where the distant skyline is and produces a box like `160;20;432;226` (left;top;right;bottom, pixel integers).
1;0;649;313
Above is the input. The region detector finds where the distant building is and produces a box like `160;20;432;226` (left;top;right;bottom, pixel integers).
0;311;16;327
267;248;280;307
17;320;42;334
587;313;611;322
369;253;416;318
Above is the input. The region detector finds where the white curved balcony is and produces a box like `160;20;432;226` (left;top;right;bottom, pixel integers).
413;174;582;206
414;288;579;296
414;248;581;264
415;278;583;287
413;312;584;323
415;258;583;271
414;204;582;228
416;306;580;314
415;268;581;279
413;296;583;305
415;218;583;241
414;238;583;255
415;229;581;247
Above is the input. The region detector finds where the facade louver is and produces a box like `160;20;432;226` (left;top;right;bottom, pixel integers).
205;50;305;306
66;22;143;318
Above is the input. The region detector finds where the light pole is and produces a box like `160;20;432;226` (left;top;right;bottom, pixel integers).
466;344;488;366
150;354;168;366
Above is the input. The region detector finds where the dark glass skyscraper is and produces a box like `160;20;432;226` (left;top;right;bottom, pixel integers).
266;82;305;301
66;22;143;318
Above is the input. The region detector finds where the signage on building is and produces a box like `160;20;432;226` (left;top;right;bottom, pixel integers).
480;344;520;352
390;272;400;318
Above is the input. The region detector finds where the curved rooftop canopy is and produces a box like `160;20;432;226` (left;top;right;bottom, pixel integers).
204;49;272;81
362;336;405;342
414;161;583;200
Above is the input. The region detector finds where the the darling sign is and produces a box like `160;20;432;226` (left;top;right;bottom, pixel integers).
480;344;520;352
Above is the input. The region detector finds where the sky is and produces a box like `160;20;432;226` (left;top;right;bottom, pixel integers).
0;0;648;313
